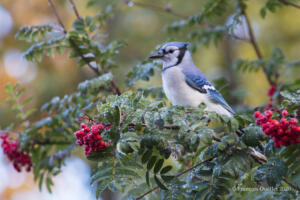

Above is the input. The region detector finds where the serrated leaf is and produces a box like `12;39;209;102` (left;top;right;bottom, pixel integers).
146;171;150;186
24;108;37;118
254;157;287;187
154;159;164;174
96;180;110;198
160;166;172;174
46;176;53;193
38;173;44;191
142;149;152;164
115;168;141;179
78;72;113;93
147;156;157;170
91;166;113;184
87;147;114;162
21;97;33;106
161;175;174;182
72;19;86;34
154;175;168;190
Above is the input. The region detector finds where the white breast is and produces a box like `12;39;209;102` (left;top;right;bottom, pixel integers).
162;67;232;116
162;67;207;107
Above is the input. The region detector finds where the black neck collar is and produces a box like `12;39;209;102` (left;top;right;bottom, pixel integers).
162;48;186;73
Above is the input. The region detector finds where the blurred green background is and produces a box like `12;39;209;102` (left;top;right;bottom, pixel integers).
1;0;300;128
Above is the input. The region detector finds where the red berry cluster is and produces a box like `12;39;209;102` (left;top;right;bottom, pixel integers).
0;134;32;172
254;110;300;148
75;123;109;156
267;85;276;108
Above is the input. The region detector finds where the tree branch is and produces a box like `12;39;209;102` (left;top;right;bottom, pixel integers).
136;157;214;200
283;177;300;191
48;0;67;33
279;0;300;9
69;0;82;21
242;10;275;86
248;149;300;192
123;0;188;19
48;0;121;95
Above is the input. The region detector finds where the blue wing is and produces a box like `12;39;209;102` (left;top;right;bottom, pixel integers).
184;73;235;115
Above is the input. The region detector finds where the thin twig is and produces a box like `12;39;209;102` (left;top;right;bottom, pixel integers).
128;123;180;130
69;0;82;21
48;0;67;33
123;0;188;19
212;135;221;142
68;0;121;95
279;0;300;9
124;0;251;42
136;157;214;200
282;177;300;191
48;0;121;95
248;149;300;192
242;10;275;86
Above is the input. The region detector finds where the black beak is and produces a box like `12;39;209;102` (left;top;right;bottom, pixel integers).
149;50;164;59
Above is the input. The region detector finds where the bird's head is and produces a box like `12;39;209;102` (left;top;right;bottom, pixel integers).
149;41;190;69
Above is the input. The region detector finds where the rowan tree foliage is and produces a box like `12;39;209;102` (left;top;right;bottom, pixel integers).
1;0;300;199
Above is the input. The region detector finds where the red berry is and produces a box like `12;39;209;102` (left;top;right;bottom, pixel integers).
100;140;105;146
267;85;275;96
290;118;298;125
95;135;101;140
81;123;87;128
273;120;280;127
0;135;32;172
97;124;104;130
265;110;273;118
254;111;261;118
274;141;280;148
75;122;110;156
278;128;284;135
282;110;288;117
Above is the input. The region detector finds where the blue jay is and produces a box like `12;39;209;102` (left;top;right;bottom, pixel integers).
149;41;235;117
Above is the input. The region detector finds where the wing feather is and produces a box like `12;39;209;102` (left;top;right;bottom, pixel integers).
184;74;235;115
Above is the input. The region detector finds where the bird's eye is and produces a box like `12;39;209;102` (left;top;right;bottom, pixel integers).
168;49;174;53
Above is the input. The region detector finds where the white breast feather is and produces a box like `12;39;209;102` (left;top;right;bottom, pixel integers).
162;67;232;117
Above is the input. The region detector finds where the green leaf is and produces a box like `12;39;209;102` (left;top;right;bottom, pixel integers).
96;180;110;198
72;19;86;34
160;166;172;174
91;165;113;184
24;108;37;118
113;105;121;126
161;175;174;182
154;175;168;190
22;96;33;106
115;168;141;179
154;159;164;174
142;149;153;164
146;171;150;186
217;142;226;151
280;90;300;104
242;126;265;146
87;147;114;162
254;157;288;187
46;176;53;193
126;61;161;86
38;173;44;191
147;156;157;170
